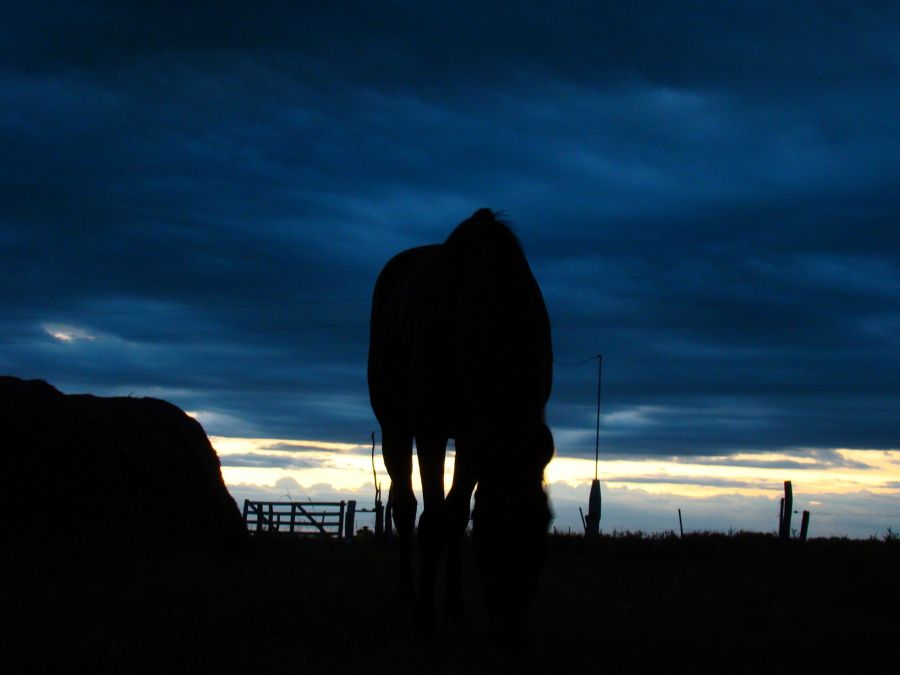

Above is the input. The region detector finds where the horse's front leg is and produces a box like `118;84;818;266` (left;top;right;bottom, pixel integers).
415;435;448;630
444;441;476;620
382;428;416;599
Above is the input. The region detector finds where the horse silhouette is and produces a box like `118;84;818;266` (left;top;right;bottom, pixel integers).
368;208;554;631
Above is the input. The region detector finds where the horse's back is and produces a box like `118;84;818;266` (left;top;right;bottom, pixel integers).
368;210;552;439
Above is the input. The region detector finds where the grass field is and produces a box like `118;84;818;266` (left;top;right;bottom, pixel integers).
2;531;897;674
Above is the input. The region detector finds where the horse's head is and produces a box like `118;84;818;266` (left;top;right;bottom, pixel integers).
472;421;554;627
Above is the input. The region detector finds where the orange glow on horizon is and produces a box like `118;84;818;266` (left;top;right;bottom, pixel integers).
211;435;899;502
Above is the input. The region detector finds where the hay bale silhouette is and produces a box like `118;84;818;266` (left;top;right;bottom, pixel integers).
1;376;247;552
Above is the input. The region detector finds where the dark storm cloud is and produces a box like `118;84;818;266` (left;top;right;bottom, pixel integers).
684;448;874;471
605;475;766;490
259;441;367;454
219;453;325;470
1;2;898;458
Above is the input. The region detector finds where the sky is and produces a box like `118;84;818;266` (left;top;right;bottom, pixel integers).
2;1;898;537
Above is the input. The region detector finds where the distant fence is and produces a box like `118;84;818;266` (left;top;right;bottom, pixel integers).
242;499;351;538
242;498;386;540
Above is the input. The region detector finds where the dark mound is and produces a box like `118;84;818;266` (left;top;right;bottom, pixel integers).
1;376;247;552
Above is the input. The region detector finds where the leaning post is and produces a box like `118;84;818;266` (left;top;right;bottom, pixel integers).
799;510;810;542
779;481;793;540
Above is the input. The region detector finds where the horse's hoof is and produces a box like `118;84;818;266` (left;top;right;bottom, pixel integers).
413;603;437;636
483;617;533;653
397;581;416;602
442;598;467;623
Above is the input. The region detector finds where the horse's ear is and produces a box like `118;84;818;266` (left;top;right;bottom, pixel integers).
471;207;496;223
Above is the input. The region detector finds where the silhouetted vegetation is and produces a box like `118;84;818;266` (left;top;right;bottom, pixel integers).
2;531;896;674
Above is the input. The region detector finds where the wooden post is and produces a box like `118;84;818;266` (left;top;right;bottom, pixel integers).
242;499;249;524
585;479;601;538
779;498;784;534
371;430;383;539
799;510;810;542
385;485;394;543
678;508;684;538
345;500;357;541
374;499;384;538
779;481;793;540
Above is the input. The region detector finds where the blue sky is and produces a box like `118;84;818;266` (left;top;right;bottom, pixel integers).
2;2;898;536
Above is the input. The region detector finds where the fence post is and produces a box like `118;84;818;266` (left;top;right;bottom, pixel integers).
385;486;394;543
678;508;684;538
374;499;384;538
585;479;601;538
345;500;357;541
779;481;793;540
799;510;810;542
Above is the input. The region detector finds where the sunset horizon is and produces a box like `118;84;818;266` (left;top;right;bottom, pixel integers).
3;1;897;540
3;4;898;672
206;432;899;540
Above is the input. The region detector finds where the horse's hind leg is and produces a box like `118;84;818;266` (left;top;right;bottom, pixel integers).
444;441;476;620
415;434;448;628
382;427;416;599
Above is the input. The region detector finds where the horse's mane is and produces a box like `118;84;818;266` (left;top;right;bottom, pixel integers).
443;208;524;258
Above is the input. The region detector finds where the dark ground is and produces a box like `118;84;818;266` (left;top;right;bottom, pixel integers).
2;532;897;674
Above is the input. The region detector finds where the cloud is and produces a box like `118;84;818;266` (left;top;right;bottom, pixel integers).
683;448;875;471
258;440;367;454
226;477;371;508
545;482;900;538
219;453;325;470
605;475;770;490
1;1;897;465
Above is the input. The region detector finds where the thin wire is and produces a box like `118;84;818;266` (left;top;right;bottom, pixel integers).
554;354;601;366
812;511;900;518
595;354;602;481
